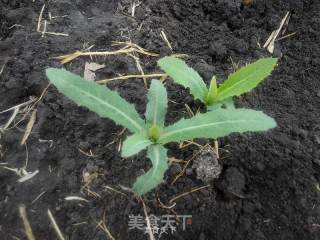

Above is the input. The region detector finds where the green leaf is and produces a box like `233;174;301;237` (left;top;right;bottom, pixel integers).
132;145;168;195
148;125;161;142
207;97;235;111
158;56;208;102
159;109;276;144
121;133;152;158
216;58;278;101
205;76;218;104
46;68;146;133
145;80;167;128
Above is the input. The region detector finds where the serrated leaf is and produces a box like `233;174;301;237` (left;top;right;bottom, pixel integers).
216;58;278;101
46;68;146;133
132;145;168;195
121;133;152;158
207;97;235;111
159;109;276;144
158;56;208;102
145;80;167;128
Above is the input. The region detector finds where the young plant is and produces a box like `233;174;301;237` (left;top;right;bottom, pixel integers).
46;68;276;195
158;56;278;110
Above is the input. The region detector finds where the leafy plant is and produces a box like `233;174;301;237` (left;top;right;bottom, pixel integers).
158;56;278;110
46;68;276;195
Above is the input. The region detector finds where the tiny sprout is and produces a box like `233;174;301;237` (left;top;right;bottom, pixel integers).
158;56;278;111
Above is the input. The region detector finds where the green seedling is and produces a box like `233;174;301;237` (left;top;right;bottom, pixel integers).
46;68;276;195
158;56;278;110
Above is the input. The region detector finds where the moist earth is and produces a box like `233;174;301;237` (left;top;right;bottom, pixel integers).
0;0;320;239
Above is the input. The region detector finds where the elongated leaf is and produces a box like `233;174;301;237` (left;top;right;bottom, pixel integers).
121;133;152;158
46;68;145;133
145;80;167;128
158;56;208;102
216;58;278;101
132;145;168;195
206;76;218;104
159;109;276;144
207;98;235;111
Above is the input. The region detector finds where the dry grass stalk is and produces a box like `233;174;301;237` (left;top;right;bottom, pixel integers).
2;107;19;131
65;196;89;202
168;157;188;164
8;24;24;29
171;53;189;59
111;41;158;57
157;197;176;209
96;73;167;84
275;32;296;41
81;172;101;198
171;144;208;185
214;140;220;159
31;191;46;204
140;198;155;240
229;56;240;72
56;42;158;64
160;30;173;51
21;109;37;145
78;148;96;157
96;210;116;240
37;4;46;32
263;12;290;53
41;20;47;37
37;4;69;37
14;84;50;129
184;104;195;117
46;32;69;37
48;209;66;240
0;63;5;75
131;2;137;17
169;185;210;204
31;84;51;109
0;98;36;115
127;52;148;87
19;205;36;240
18;169;39;183
179;140;202;149
104;185;128;196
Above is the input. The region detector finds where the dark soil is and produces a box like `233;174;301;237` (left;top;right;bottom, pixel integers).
1;0;320;239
